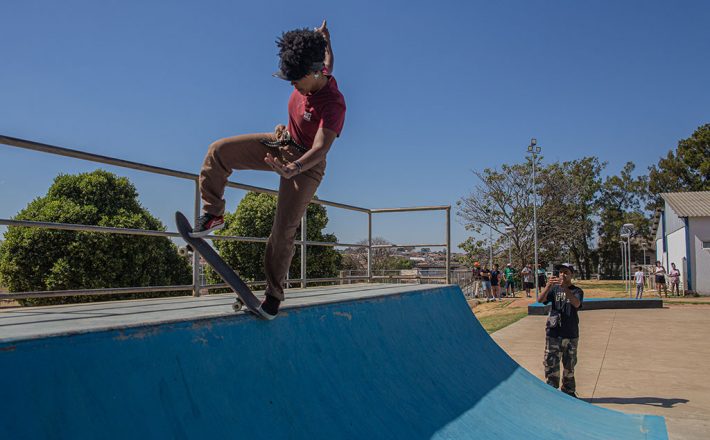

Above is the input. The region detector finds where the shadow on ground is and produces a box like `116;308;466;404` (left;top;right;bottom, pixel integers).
586;397;689;408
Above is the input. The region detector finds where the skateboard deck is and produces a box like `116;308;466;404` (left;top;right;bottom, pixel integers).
175;211;262;316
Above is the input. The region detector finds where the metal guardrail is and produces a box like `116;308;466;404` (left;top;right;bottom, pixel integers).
0;135;451;300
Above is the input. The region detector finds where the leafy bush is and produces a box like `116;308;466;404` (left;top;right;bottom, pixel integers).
209;192;341;285
0;170;191;305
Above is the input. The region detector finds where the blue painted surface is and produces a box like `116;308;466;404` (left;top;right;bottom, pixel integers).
0;286;667;439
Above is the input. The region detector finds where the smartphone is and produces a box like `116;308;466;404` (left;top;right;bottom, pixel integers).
552;269;559;277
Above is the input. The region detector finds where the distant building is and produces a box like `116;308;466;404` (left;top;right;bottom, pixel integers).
654;192;710;294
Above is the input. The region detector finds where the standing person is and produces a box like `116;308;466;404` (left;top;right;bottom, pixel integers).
504;263;517;298
472;262;482;298
654;261;668;298
521;264;534;298
193;21;345;320
668;263;681;296
537;264;548;295
634;266;645;299
480;265;493;302
538;263;584;398
490;264;501;301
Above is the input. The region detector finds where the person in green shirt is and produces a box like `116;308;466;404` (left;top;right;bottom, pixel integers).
504;263;517;298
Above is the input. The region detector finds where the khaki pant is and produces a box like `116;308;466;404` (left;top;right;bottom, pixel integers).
199;133;326;301
544;336;579;394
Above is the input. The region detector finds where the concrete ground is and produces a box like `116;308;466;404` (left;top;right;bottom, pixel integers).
492;304;710;440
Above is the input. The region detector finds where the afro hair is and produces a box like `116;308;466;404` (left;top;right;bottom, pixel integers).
276;28;328;81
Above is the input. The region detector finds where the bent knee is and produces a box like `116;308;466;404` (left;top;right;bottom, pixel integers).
207;139;229;158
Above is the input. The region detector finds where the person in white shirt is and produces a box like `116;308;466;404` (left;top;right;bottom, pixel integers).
521;264;534;298
634;267;645;299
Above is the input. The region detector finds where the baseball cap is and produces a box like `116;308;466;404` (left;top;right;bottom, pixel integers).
554;263;575;273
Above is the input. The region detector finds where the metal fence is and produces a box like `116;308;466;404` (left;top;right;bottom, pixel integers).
0;135;451;301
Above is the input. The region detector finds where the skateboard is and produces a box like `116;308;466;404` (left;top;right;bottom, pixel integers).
175;211;262;316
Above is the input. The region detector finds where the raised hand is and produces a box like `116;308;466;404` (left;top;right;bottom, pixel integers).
315;19;330;42
265;153;298;179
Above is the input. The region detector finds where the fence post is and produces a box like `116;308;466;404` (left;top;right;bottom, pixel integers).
446;207;451;284
368;211;372;284
301;213;307;289
193;180;201;297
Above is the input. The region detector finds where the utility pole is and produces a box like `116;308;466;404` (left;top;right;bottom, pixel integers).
527;139;542;297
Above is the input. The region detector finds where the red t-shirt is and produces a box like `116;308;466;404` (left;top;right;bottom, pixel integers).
287;73;346;149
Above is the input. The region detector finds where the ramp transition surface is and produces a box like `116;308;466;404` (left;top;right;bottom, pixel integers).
0;284;667;439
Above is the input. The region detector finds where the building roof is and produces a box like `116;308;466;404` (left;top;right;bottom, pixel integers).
661;191;710;217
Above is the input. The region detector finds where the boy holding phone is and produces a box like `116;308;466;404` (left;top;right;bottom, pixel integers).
537;263;584;398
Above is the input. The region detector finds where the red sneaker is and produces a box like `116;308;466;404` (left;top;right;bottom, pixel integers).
190;213;224;237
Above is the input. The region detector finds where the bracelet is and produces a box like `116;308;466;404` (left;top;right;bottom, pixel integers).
293;160;303;173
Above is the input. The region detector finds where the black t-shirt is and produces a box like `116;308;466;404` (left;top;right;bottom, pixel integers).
543;285;584;338
480;269;491;281
490;270;500;285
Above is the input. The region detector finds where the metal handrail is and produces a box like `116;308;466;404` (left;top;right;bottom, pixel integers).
0;219;370;248
0;135;370;213
0;135;451;300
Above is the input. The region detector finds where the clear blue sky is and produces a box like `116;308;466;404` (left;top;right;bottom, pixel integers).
2;0;709;251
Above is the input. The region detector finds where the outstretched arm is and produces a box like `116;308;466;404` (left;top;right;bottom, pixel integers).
316;19;334;74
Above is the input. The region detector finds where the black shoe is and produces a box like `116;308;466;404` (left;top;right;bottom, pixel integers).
257;296;281;320
562;390;579;399
190;213;224;237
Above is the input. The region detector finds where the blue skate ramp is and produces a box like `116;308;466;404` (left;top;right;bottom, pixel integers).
0;284;667;439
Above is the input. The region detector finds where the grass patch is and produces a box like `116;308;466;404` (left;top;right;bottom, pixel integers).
576;281;626;293
665;300;710;305
478;310;528;334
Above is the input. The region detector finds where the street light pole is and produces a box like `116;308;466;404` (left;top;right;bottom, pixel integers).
619;238;628;289
621;223;635;298
527;139;542;297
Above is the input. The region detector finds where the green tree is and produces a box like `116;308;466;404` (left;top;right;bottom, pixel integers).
648;123;710;210
537;157;604;278
457;161;537;268
458;156;608;278
596;162;651;277
0;170;191;305
457;236;489;268
211;192;342;285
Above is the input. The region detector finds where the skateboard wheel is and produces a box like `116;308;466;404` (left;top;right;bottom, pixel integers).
232;299;244;312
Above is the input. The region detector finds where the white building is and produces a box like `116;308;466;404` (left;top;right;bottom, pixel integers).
654;192;710;294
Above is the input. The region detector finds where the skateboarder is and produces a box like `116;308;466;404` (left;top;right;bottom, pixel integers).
192;21;346;319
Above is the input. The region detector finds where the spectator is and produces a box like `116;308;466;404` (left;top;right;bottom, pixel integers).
538;263;584;398
654;261;668;297
537;263;547;293
480;265;493;302
521;264;534;298
472;262;482;298
504;263;517;298
668;263;681;296
634;266;645;299
490;264;501;302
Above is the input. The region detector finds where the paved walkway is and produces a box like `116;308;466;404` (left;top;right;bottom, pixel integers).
492;305;710;440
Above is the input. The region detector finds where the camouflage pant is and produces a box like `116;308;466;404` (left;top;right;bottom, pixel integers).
544;336;578;394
